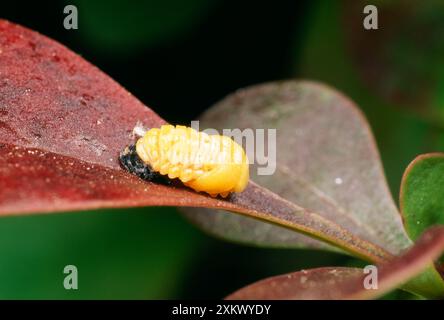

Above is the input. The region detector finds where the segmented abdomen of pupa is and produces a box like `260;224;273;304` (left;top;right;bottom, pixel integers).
135;125;249;197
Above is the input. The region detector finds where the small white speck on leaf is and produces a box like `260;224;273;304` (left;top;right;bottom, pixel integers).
335;177;343;185
132;121;148;138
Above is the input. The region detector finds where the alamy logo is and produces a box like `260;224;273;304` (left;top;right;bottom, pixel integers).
190;121;277;176
363;265;378;290
63;5;78;30
363;5;378;30
63;265;78;290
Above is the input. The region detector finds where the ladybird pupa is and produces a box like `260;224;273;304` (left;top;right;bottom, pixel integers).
131;124;249;197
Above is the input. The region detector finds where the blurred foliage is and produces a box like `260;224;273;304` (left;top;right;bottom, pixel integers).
70;0;218;53
0;0;443;299
296;0;444;196
343;0;444;125
0;207;203;299
0;207;360;299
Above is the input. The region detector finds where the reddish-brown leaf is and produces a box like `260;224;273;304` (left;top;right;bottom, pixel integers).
184;80;411;255
0;20;165;169
0;20;391;263
226;226;444;300
0;141;391;262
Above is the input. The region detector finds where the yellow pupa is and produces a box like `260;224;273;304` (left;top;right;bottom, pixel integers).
135;124;249;197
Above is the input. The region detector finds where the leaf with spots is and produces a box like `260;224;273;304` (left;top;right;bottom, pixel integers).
184;81;412;256
0;20;392;264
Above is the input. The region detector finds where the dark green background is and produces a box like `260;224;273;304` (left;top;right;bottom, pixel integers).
0;0;442;299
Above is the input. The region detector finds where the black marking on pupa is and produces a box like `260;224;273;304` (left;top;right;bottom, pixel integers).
119;144;171;185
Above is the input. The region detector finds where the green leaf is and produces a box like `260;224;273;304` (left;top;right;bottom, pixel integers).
397;153;444;297
400;153;444;240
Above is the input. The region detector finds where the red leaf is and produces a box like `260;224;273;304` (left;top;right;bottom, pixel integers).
0;20;391;263
226;226;444;300
0;20;164;169
0;143;215;214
